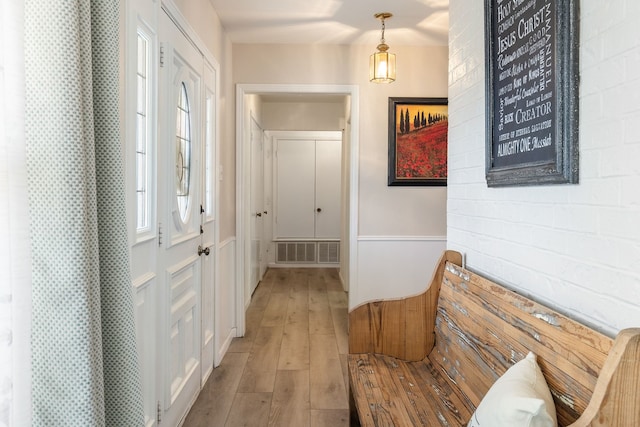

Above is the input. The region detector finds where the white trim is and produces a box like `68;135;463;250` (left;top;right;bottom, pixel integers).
2;1;31;423
132;272;157;290
215;328;235;368
160;1;220;70
236;84;359;336
267;130;343;140
219;236;236;249
269;263;340;269
272;238;340;242
357;235;447;242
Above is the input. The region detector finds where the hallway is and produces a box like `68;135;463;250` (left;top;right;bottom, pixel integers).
183;268;350;426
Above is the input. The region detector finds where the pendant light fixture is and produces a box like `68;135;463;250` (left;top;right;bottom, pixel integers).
370;12;396;83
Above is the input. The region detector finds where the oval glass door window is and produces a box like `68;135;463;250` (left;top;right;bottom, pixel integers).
176;82;191;222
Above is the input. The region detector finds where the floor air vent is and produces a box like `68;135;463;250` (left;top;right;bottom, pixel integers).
318;242;340;263
275;242;340;264
276;242;316;263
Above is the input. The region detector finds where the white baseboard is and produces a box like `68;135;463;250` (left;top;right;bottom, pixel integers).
268;262;339;269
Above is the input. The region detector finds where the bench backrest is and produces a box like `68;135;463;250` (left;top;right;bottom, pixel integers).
429;262;613;426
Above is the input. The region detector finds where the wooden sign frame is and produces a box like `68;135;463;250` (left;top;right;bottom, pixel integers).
388;97;448;186
485;0;580;186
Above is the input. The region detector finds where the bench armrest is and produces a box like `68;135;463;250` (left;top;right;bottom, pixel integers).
348;250;462;361
569;328;640;427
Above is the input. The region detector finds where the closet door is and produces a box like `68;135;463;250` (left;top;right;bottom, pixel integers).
315;139;342;239
276;139;315;238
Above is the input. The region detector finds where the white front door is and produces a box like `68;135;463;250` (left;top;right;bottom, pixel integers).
249;117;264;295
158;10;204;426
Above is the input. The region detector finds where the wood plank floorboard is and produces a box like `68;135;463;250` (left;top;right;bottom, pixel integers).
309;409;350;427
225;393;272;427
183;267;349;427
310;334;349;410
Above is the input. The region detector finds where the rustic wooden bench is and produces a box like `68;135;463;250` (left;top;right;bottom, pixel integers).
348;250;640;426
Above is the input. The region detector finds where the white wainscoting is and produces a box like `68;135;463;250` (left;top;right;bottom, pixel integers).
353;236;447;309
215;237;236;366
132;273;157;427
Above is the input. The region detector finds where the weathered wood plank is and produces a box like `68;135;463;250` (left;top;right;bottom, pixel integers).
570;328;640;427
348;250;463;360
438;263;613;425
348;253;640;427
409;357;475;426
349;354;413;426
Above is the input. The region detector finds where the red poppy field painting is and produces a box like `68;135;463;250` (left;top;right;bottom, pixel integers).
388;97;448;186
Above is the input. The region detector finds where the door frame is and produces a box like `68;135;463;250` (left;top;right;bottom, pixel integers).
249;114;264;294
235;84;359;336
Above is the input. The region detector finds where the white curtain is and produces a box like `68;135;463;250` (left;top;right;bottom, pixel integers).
0;0;32;426
24;0;144;425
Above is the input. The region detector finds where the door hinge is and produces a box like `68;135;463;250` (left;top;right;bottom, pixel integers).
158;222;163;247
200;204;205;214
159;45;165;67
157;400;162;424
200;225;204;234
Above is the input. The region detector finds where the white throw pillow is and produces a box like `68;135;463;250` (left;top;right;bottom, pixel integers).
467;352;557;427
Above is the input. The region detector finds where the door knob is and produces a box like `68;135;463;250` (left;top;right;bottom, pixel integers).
263;211;268;215
256;212;262;217
198;245;210;256
316;208;322;213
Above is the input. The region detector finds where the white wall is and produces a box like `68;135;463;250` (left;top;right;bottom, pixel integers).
448;0;640;336
262;100;344;131
234;43;449;308
340;96;352;290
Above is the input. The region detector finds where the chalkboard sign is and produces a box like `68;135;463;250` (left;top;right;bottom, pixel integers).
485;0;579;186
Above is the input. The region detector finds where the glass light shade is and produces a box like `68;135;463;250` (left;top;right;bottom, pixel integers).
369;51;396;83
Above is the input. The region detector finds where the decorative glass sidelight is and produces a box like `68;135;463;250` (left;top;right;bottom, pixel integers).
175;82;192;221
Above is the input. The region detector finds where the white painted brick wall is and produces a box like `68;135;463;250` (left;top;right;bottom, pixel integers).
448;0;640;335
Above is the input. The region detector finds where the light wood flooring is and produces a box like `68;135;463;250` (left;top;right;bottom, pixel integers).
183;268;350;427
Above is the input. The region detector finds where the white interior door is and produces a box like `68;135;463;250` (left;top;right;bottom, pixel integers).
315;139;342;239
276;139;316;238
260;131;271;278
249;117;264;294
158;10;203;426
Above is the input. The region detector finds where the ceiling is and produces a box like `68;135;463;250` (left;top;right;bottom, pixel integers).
207;0;449;46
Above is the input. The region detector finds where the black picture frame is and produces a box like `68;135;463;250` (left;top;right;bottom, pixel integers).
388;97;448;186
485;0;579;186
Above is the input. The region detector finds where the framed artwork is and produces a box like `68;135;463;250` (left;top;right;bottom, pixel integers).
484;0;579;186
388;97;448;186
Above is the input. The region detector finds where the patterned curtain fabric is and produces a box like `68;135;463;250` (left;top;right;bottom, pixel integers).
25;1;144;425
